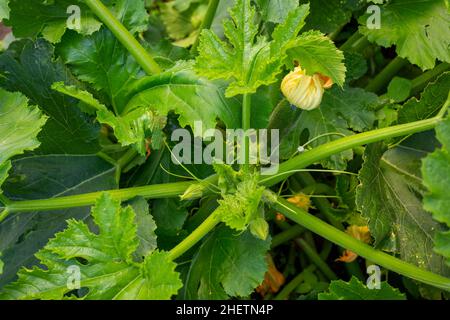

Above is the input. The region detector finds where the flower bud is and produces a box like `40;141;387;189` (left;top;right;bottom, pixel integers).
180;183;206;201
287;193;311;212
281;67;333;111
249;217;269;241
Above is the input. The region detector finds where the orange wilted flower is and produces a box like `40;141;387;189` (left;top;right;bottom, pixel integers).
281;66;333;111
287;193;312;212
336;226;371;263
256;255;285;297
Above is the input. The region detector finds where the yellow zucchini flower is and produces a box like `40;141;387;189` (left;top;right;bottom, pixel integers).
281;66;333;111
336;226;371;263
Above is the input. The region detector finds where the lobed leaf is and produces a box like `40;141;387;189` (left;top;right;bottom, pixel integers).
398;72;450;124
58;28;144;115
254;0;298;24
3;0;149;44
0;39;101;155
160;0;207;47
319;277;406;300
4;0;101;43
0;89;47;165
52;83;166;155
359;0;450;70
124;66;242;133
356;142;449;275
0;193;182;300
286;31;346;87
300;0;365;34
0;155;118;287
195;0;314;97
184;226;270;299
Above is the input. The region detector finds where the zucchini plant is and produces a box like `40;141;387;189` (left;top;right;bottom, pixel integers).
0;0;449;300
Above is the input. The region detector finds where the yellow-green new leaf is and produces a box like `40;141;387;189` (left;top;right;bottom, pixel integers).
0;89;47;165
195;0;310;97
286;31;346;87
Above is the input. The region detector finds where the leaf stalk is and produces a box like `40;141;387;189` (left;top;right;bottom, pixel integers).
84;0;162;75
168;212;221;260
365;56;408;93
191;0;221;54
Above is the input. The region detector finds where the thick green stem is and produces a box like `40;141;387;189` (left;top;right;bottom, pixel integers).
319;241;333;260
272;197;450;291
352;37;371;53
242;94;252;132
271;225;305;249
365;57;408;93
340;32;363;51
295;238;338;281
96;152;118;167
117;148;139;170
328;24;345;41
191;0;221;53
6;181;193;214
84;0;162;75
168;212;221;260
261;117;441;186
274;265;316;300
0;194;11;205
340;32;370;53
300;183;335;197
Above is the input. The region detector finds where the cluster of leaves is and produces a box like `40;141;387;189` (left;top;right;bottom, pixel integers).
0;0;449;301
213;165;268;239
355;74;450;277
195;0;346;97
0;194;182;299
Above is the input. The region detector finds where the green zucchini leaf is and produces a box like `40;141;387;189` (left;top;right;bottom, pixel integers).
0;193;182;300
